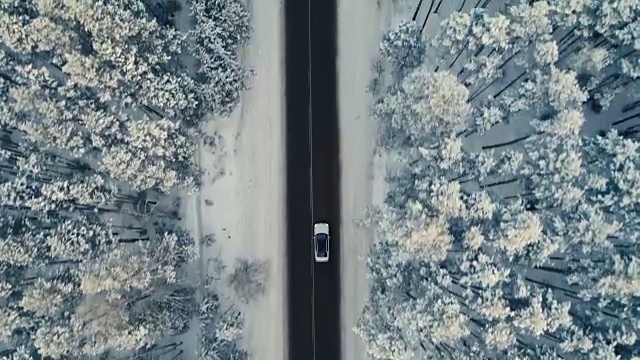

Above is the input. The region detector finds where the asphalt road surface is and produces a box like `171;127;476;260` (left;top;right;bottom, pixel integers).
285;0;341;357
309;0;342;358
284;0;313;358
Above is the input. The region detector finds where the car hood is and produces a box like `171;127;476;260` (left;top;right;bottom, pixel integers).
314;223;329;234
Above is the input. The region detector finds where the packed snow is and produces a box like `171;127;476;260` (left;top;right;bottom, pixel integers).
336;0;380;356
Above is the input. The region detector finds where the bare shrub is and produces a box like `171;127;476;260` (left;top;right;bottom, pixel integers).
206;256;227;285
227;258;269;303
201;234;216;247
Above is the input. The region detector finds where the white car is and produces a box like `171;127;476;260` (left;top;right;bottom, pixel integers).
313;222;330;262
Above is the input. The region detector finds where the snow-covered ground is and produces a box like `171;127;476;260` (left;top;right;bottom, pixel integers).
183;0;286;358
336;0;379;356
337;1;407;359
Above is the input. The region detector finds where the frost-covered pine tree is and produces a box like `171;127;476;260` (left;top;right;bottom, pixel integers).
0;162;198;357
190;0;252;116
361;1;640;359
380;20;426;77
374;66;470;149
198;292;249;360
0;0;201;193
0;1;256;357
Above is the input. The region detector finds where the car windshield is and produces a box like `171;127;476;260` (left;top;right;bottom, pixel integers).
315;233;327;254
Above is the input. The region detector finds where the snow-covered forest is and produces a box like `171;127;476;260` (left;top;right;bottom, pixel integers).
358;0;640;359
0;0;251;358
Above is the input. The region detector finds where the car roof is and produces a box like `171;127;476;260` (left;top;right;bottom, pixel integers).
316;236;328;253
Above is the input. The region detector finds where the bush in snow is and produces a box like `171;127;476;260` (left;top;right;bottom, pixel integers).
227;258;269;304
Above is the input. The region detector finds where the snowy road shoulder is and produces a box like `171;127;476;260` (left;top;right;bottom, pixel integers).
336;0;384;359
185;0;286;358
337;1;457;359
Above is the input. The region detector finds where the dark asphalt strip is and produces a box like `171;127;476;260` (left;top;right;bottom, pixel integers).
285;0;340;358
310;0;342;358
284;0;313;359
